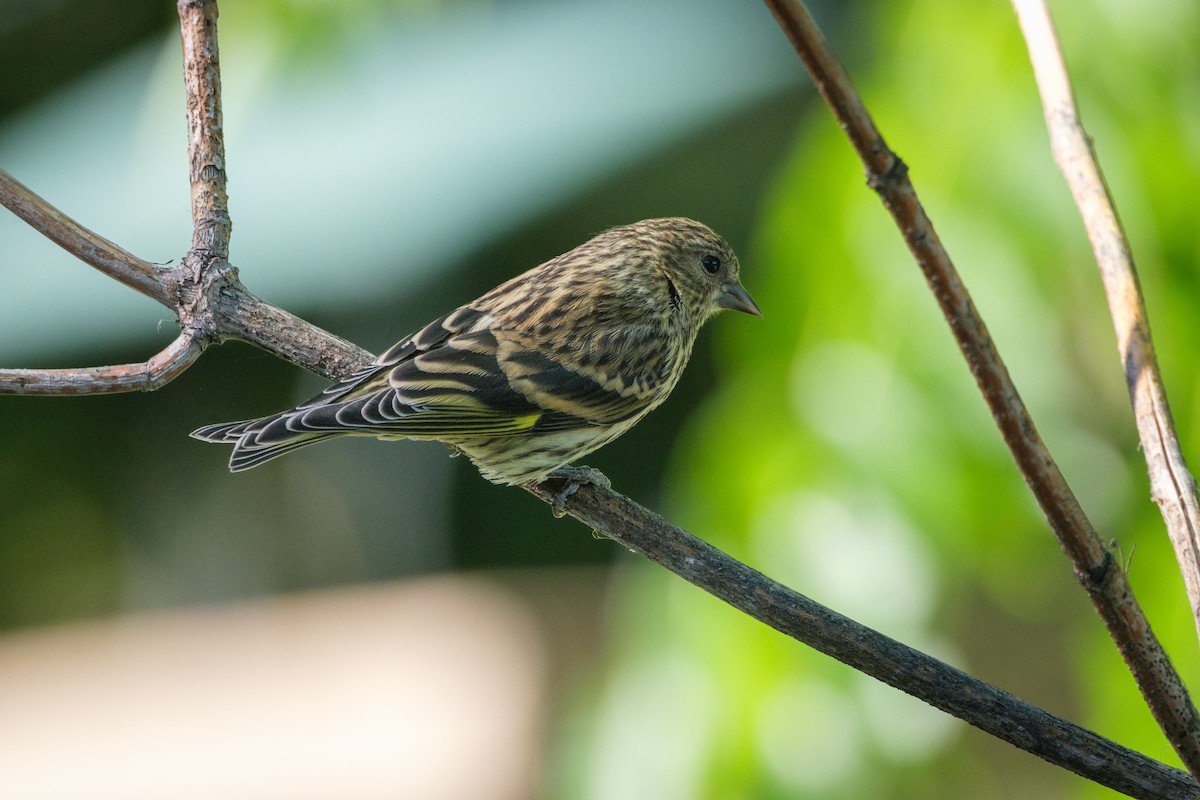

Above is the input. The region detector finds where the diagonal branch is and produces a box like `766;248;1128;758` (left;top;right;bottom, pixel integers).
0;168;169;306
762;0;1200;776
1011;0;1200;643
527;479;1199;800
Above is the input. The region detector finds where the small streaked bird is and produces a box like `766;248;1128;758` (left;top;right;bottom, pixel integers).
192;218;760;505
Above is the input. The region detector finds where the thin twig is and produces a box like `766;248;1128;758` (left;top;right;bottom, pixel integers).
762;0;1200;776
0;168;169;306
526;479;1198;800
0;334;202;395
1011;0;1200;642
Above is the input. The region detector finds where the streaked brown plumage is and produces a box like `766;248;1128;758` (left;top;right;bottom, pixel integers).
192;217;760;486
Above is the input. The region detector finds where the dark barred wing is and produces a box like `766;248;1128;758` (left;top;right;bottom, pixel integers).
192;305;655;471
191;306;486;442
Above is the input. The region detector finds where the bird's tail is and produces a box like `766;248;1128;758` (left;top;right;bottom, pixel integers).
191;417;338;472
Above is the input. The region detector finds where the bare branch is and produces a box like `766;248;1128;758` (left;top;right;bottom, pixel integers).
0;334;203;396
0;170;362;391
178;0;231;259
0;168;169;306
527;479;1199;800
213;278;375;381
762;0;1200;775
1011;0;1200;643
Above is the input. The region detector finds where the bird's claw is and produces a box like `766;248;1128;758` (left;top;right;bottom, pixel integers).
545;465;610;518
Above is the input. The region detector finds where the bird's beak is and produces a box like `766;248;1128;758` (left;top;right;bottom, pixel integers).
717;282;762;317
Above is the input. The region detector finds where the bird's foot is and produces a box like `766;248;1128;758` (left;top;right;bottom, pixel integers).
544;465;611;518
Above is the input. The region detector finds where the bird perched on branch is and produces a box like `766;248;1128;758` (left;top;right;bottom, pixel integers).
192;217;760;509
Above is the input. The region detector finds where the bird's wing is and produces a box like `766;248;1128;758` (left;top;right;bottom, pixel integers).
256;319;653;442
290;305;490;410
489;330;655;428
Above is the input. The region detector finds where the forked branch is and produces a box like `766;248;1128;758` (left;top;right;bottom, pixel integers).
0;3;365;393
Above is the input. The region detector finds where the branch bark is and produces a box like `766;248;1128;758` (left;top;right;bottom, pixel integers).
178;0;231;260
0;333;201;396
0;2;363;391
527;479;1199;800
1010;0;1200;644
762;0;1200;777
0;168;168;305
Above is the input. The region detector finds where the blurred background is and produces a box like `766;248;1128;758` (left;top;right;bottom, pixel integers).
1;0;1198;797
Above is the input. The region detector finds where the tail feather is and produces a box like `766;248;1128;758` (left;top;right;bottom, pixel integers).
226;432;340;472
190;420;256;443
191;417;339;472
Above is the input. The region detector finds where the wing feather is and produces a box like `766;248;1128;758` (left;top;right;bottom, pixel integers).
195;303;659;469
491;331;654;425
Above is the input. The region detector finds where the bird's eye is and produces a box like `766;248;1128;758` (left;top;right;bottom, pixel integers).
701;254;721;274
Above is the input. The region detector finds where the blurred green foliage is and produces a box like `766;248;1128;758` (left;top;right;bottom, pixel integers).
554;1;1200;798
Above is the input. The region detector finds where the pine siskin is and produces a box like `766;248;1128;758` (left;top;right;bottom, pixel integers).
192;218;760;493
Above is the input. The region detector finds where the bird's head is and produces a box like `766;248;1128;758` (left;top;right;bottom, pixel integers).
636;217;761;326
